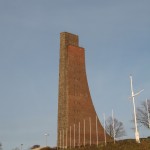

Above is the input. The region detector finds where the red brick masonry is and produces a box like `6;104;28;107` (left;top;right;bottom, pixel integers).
57;32;109;148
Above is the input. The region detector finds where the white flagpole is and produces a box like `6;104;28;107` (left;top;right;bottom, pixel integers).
129;75;143;143
70;126;71;148
74;124;75;148
146;99;150;128
66;128;67;148
84;119;85;147
112;110;115;144
89;117;91;146
96;115;98;147
103;113;107;146
79;122;80;148
60;130;61;149
63;129;64;149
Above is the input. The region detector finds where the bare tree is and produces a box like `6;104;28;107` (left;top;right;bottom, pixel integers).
105;116;126;139
30;145;40;149
0;143;2;150
12;147;20;150
137;99;150;129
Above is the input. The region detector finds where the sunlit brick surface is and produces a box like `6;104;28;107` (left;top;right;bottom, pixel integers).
57;32;109;148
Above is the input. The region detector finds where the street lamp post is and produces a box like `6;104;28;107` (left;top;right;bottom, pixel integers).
44;133;49;147
21;144;23;150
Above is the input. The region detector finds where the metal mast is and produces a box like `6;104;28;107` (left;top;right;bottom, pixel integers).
129;75;144;143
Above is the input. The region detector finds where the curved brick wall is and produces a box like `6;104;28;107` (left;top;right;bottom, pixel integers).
57;32;109;148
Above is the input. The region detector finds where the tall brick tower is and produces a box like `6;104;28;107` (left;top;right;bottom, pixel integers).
57;32;107;148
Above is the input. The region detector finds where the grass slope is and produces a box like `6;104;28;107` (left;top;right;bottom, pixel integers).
48;139;150;150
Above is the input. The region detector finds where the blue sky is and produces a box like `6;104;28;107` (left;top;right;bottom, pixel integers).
0;0;150;150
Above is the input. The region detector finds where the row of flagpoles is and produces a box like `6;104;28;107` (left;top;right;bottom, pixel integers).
58;112;116;149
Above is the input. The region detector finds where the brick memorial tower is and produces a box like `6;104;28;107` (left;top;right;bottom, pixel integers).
57;32;108;148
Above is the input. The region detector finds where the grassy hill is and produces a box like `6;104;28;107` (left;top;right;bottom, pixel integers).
77;139;150;150
38;138;150;150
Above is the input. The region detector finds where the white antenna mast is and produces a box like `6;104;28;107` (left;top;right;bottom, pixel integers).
129;75;144;143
